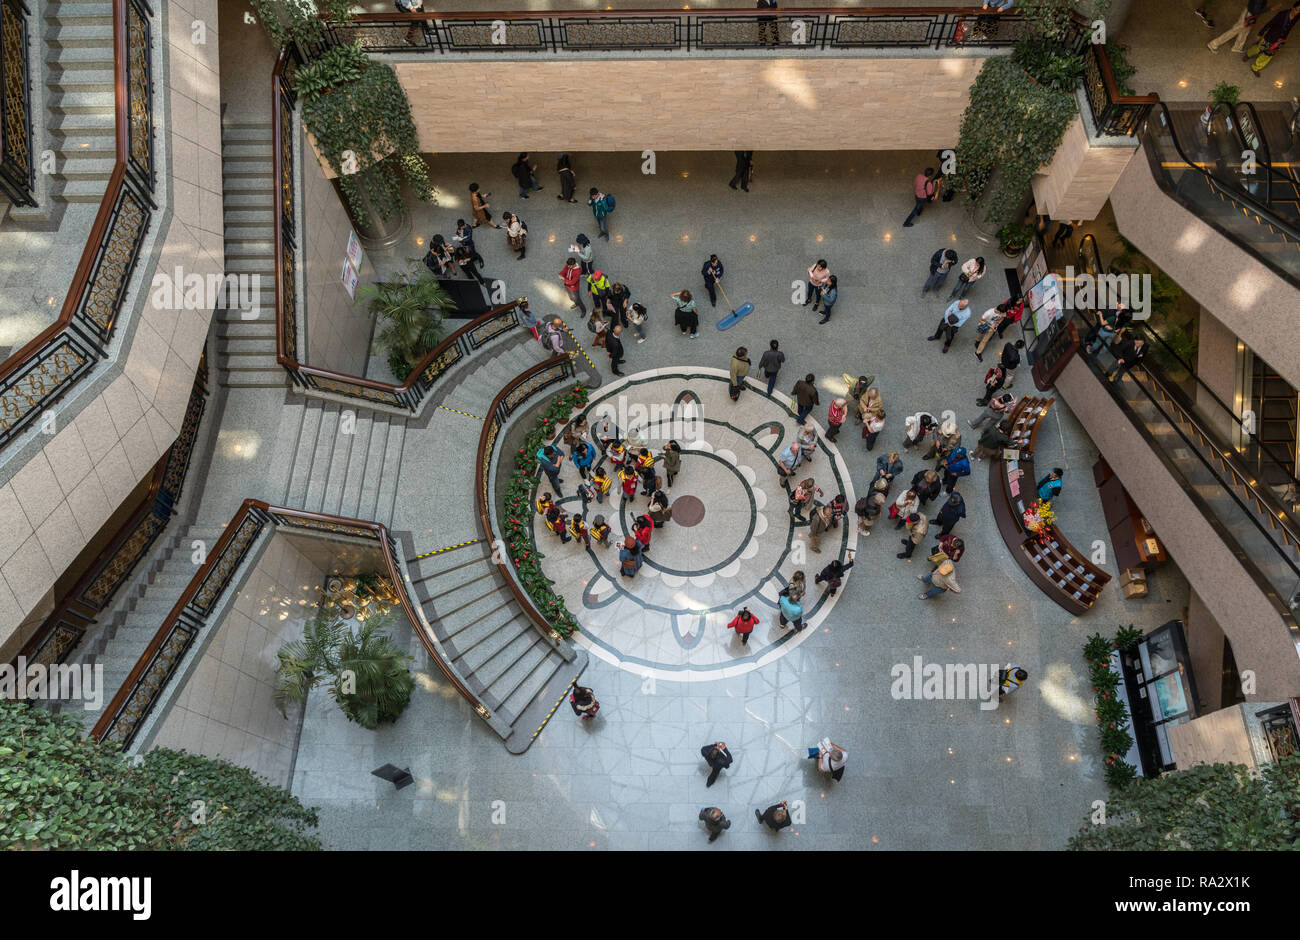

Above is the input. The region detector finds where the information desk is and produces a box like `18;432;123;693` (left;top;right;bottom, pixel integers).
988;397;1112;615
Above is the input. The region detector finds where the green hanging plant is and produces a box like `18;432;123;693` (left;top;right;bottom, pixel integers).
1210;81;1241;107
292;42;369;98
299;51;434;222
248;0;356;49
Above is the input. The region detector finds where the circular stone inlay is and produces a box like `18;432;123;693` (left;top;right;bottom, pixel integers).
671;495;705;527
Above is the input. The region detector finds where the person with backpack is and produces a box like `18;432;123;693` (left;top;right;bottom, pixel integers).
589;514;612;549
511;152;543;198
567;513;590;548
618;536;643;578
589;187;614;241
778;587;805;631
922;248;959;295
502;211;527;260
940;444;971;494
570;684;600;719
545;504;571;543
727;608;759;645
558;257;586;313
999;665;1029;700
701;254;725;307
545;317;568;357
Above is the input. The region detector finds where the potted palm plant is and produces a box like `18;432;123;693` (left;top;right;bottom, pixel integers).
357;260;455;382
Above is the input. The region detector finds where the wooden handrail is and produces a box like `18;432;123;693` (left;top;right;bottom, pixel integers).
475;356;576;645
91;498;487;744
348;6;1018;21
0;0;138;386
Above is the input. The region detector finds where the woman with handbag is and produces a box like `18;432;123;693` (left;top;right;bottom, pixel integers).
947;256;986;301
671;290;699;337
570;684;600;720
618;536;643;579
468;182;500;228
503;211;527;260
814;551;854;597
628;302;648;342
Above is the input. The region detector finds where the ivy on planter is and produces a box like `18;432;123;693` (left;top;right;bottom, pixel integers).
499;383;591;637
1083;625;1145;789
249;0;356;49
297;43;434;223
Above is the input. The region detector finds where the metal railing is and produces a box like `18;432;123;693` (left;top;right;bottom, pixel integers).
476;356;580;645
0;0;156;451
91;499;490;749
15;357;207;675
321;7;1034;55
0;0;34;206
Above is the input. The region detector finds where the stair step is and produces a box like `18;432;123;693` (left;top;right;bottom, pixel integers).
440;603;520;661
473;633;541;691
286;403;325;507
303;404;342;511
218;370;285;388
56;179;110;202
356;417;391;520
373;419;406;525
492;642;556;715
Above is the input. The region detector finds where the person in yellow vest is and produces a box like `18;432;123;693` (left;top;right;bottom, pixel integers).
535;492;554;516
999;664;1028;700
589;514;612;548
567;513;590;547
618;465;639;504
607;439;627;469
590;467;613;504
636;447;657;495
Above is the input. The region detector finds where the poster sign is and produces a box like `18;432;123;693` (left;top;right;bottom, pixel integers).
1017;237;1047;298
341;258;360;299
346;230;364;271
1026;272;1062;336
341;229;363;298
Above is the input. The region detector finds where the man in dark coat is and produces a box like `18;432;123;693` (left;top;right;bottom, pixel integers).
729;150;754;191
700;741;733;787
606;324;626;377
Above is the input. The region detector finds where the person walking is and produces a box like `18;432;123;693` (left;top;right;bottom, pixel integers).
729;346;751;401
933;492;966;536
570;684;600;719
930;533;965;563
922;248;960;295
947;256;986;301
999;665;1029;700
567;513;591;548
970;392;1017;430
701;254;725;307
730;150;754;190
727;607;759;645
606;325;626;377
1106;333;1148;382
826;397;848;442
699;807;731;842
807;737;848;781
618;536;643;578
976;365;1006;407
452;219;484;266
816;275;838;325
856;488;887;535
701;741;734;787
502;211;527;260
863;410;886;451
808;501;833;553
1037;467;1064;501
559;257;586;313
545;317;570;358
776;440;802;490
1209;0;1267;52
1243;3;1300;75
789;477;822;523
917;558;961;599
805;260;831;310
671;289;699;338
589;514;612;549
929;298;971;352
759;339;785;395
627;302;648;343
396;0;425;44
814;551;854;596
588;187;613;240
796;422;818;464
778;587;805;631
556;153;577;202
468;182;500;228
572;440;596;479
511;152;543;198
454;246;488;288
939;444;971;494
756;801;791;831
662;440;682;488
973;305;1004;361
604;281;632;329
897;512;929;559
903;167;940;227
588;307;608;349
792;373;820;423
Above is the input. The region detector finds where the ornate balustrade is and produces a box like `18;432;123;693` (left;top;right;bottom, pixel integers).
90;499;488;748
0;0;156;452
475;355;580;645
0;0;34;206
14;357;207;675
1080;40;1156;138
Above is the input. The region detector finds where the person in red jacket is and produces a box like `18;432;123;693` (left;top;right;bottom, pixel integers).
633;514;654;552
558;257;586;313
826;397;848;442
727;607;760;645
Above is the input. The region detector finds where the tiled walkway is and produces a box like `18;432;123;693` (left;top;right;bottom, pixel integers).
290;148;1189;850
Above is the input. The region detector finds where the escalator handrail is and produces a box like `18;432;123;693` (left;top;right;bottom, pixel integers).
1150;101;1300;245
1216;101;1272;206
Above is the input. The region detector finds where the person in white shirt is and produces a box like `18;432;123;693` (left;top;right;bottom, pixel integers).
807;737;848;781
947;256;986;301
973;306;1005;360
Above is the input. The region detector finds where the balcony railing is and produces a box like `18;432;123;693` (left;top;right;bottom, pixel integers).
1079;39;1156;138
0;0;35;206
0;0;156;452
91;499;490;749
13;357;208;675
320;7;1033;55
272;46;530;411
